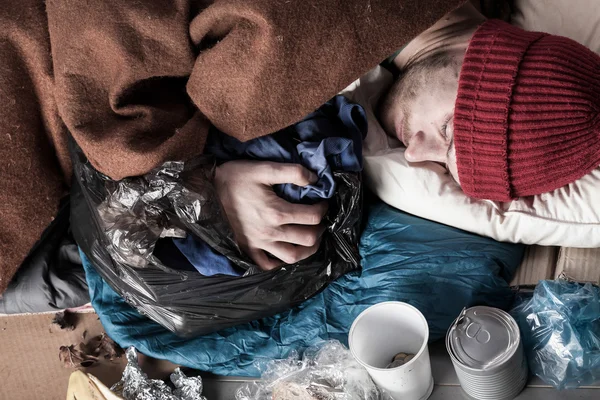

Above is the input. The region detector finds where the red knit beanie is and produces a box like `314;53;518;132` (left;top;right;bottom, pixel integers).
454;20;600;201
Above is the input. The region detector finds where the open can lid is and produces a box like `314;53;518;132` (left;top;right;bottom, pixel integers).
447;306;520;370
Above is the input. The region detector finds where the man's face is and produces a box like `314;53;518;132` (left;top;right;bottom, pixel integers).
382;51;464;184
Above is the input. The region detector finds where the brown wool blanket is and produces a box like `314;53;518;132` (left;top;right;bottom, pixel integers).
0;0;465;293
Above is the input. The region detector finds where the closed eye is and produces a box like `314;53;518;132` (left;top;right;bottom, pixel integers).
440;114;452;141
446;135;454;160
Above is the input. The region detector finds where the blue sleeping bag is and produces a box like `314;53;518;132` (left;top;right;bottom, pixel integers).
82;201;524;376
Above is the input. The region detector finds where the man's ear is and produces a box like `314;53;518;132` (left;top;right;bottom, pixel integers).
376;79;403;139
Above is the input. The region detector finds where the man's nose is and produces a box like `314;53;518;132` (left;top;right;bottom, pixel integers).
404;131;447;163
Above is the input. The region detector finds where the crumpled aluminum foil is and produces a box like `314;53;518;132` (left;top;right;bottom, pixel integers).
95;155;253;277
97;160;203;269
111;347;207;400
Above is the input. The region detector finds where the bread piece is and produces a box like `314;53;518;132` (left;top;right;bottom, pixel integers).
272;382;316;400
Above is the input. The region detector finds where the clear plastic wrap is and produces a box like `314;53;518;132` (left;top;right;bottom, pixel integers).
235;340;392;400
511;279;600;389
111;347;206;400
70;139;362;337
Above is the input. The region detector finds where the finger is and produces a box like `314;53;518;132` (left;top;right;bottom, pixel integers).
278;224;326;247
274;201;329;226
258;163;318;186
264;242;320;265
249;248;283;271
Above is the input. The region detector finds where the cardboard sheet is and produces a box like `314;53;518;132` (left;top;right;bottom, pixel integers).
511;245;558;286
555;247;600;284
0;312;177;400
512;245;600;286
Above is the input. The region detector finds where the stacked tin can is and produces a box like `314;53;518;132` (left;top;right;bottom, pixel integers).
446;306;528;400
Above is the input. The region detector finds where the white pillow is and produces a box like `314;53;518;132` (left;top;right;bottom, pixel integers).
511;0;600;53
341;66;600;248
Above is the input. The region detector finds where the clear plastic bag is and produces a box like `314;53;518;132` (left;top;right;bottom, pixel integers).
235;340;392;400
70;138;362;337
511;279;600;389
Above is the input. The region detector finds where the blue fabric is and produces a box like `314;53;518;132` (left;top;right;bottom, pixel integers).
82;201;524;377
172;235;240;277
172;95;367;276
205;95;366;203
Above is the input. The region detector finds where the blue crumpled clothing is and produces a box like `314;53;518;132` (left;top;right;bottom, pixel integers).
171;235;240;277
171;95;367;276
82;201;524;377
511;280;600;389
205;95;366;203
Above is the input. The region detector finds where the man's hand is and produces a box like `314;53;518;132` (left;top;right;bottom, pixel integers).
214;160;328;270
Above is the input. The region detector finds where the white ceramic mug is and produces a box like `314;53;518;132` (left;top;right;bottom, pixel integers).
349;302;433;400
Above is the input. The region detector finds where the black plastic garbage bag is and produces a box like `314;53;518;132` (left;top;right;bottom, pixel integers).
70;139;361;337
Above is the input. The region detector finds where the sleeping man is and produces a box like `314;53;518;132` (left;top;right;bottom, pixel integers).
377;2;600;202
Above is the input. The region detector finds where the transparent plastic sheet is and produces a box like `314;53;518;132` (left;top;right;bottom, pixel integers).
235;340;392;400
69;139;361;337
511;280;600;389
111;348;206;400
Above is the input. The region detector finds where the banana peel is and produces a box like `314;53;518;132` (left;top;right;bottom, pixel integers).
66;370;123;400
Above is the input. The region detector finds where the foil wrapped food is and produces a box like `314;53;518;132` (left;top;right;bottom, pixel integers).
111;348;207;400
